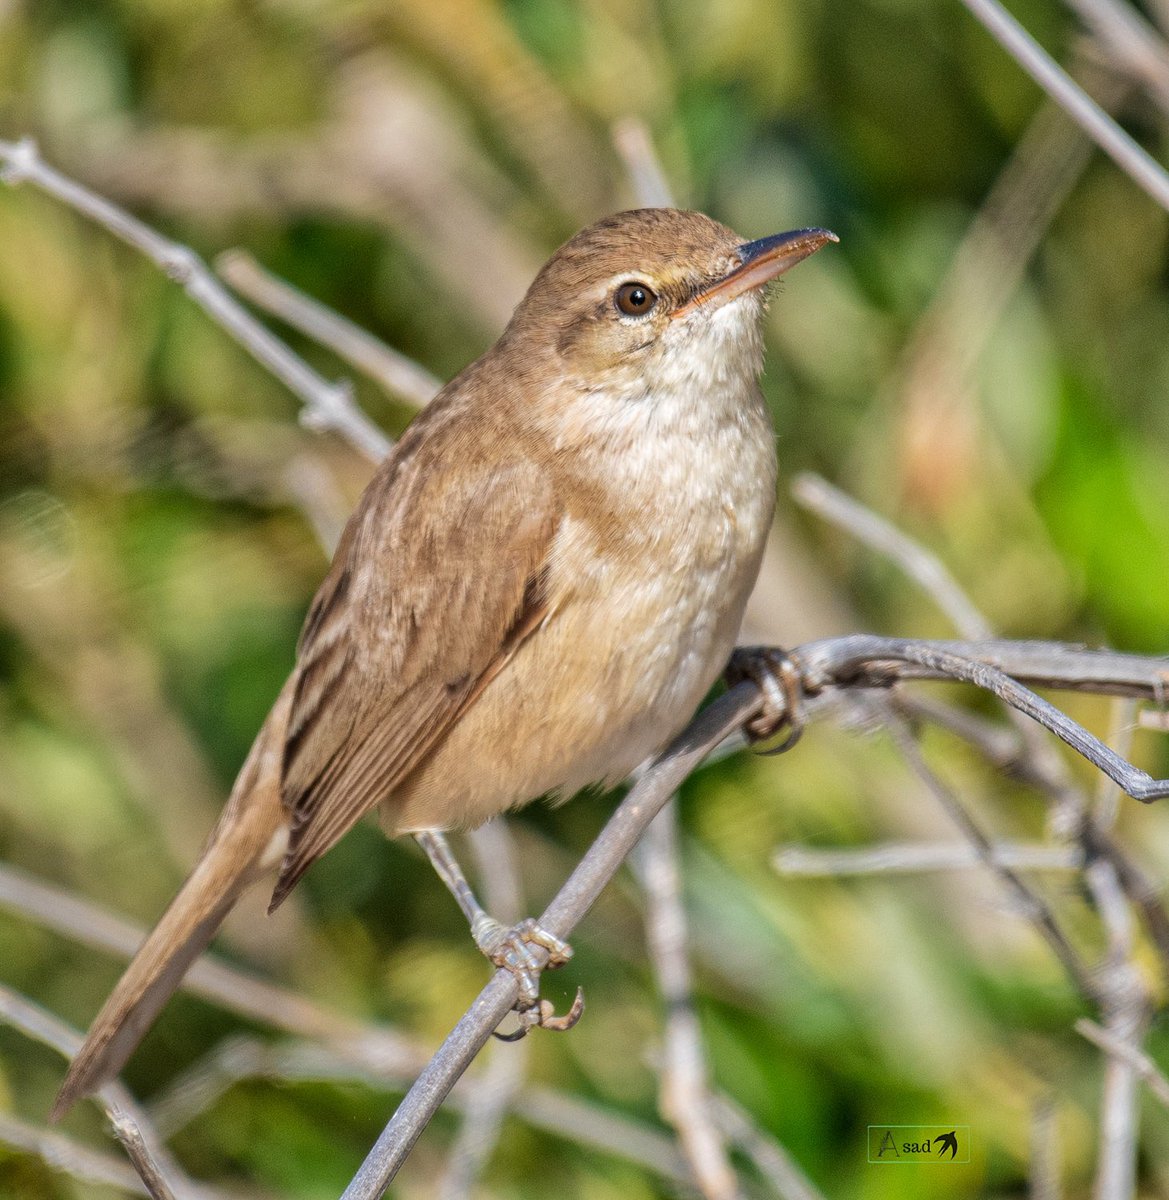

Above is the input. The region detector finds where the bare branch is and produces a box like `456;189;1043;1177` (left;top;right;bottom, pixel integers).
612;118;677;209
1030;1095;1063;1200
0;136;390;460
436;1041;527;1200
340;631;1169;1191
439;820;528;1200
793;636;1169;797
0;861;425;1075
958;0;1169;212
636;801;741;1200
107;1115;179;1200
881;711;1097;1001
0;1110;150;1197
216;250;442;409
1076;1018;1169;1108
710;1094;828;1200
792;472;992;638
1062;0;1169;112
0;985;199;1200
1083;858;1150;1200
775;840;1082;876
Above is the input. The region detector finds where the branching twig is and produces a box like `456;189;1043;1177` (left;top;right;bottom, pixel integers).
1076;1018;1169;1108
340;683;762;1198
0;136;390;460
216;250;442;409
0;985;199;1200
341;632;1169;1193
792;472;992;638
793;636;1169;796
881;708;1096;998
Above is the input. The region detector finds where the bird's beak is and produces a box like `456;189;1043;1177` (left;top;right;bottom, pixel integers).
673;227;838;318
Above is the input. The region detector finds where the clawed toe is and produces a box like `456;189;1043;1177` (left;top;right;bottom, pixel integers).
493;988;586;1041
472;916;583;1039
725;645;806;755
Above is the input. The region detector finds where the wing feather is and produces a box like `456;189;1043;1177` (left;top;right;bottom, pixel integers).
270;426;558;911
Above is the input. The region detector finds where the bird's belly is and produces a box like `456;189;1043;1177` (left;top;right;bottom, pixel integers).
388;491;769;834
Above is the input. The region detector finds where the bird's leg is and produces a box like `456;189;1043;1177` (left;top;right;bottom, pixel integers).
414;830;583;1037
725;645;806;755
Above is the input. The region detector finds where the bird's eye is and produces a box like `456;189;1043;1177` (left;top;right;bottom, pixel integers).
615;281;658;317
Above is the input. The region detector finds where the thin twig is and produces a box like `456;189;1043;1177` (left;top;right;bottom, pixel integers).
1061;0;1169;112
0;861;425;1075
1083;858;1149;1200
1076;1018;1169;1108
775;840;1082;876
637;801;741;1200
0;136;390;460
436;1042;527;1200
438;820;528;1200
107;1115;179;1200
341;632;1169;1192
615;114;744;1200
612;118;677;209
881;711;1097;1001
791;472;992;638
709;1094;828;1200
793;473;1090;814
0;1110;150;1197
0;985;199;1200
143;1032;692;1187
793;636;1169;798
958;0;1169;212
216;250;442;409
1030;1095;1063;1200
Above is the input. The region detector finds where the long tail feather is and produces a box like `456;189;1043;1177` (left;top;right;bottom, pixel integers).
51;684;292;1120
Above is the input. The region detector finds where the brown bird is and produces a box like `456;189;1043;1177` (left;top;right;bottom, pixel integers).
52;208;835;1118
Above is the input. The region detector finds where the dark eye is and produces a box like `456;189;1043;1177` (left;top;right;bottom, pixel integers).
615;281;658;317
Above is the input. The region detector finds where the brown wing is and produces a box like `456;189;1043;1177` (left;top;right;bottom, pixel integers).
269;427;559;911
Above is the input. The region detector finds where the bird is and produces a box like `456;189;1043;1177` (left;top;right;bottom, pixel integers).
52;207;836;1118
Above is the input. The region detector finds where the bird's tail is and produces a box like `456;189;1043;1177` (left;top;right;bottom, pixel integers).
51;683;293;1121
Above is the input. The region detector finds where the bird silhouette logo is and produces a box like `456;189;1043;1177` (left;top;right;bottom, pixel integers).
933;1130;959;1160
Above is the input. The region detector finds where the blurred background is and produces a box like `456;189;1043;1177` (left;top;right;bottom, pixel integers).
2;0;1169;1196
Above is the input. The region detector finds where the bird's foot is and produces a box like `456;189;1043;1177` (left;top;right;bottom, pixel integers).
472;916;585;1039
725;645;806;755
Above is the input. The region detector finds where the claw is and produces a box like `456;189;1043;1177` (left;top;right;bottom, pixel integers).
726;646;805;755
493;989;586;1041
474;916;582;1038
